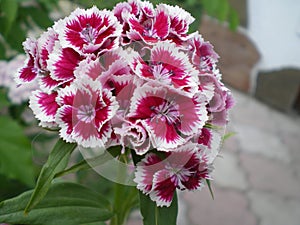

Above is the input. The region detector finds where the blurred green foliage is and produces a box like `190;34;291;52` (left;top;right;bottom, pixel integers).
0;0;239;60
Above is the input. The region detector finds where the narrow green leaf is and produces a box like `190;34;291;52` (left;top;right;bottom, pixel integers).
0;42;5;59
139;191;178;225
0;116;35;186
0;0;18;36
0;182;113;225
5;21;26;52
222;131;236;142
206;179;215;200
24;139;77;213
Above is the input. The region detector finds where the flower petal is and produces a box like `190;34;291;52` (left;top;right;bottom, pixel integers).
29;90;59;124
134;153;165;194
48;44;83;83
150;169;176;207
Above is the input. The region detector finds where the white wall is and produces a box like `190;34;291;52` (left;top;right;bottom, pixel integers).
247;0;300;70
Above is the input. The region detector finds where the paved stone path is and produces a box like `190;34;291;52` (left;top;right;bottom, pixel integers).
128;89;300;225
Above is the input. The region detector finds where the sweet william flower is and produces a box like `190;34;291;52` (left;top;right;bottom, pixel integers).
125;4;170;44
134;143;212;207
54;6;122;54
56;77;118;148
129;41;199;97
187;32;219;72
127;84;208;151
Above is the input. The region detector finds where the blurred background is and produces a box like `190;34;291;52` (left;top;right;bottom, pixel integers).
0;0;300;225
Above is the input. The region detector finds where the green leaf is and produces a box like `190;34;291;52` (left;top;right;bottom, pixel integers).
0;116;35;186
0;89;10;109
24;139;77;213
20;6;53;29
139;191;178;225
0;0;18;36
216;0;230;22
5;21;26;52
0;182;113;225
0;42;5;59
206;179;215;200
54;145;121;178
229;9;239;30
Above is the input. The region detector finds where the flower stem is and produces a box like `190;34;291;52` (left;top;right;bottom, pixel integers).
110;154;128;225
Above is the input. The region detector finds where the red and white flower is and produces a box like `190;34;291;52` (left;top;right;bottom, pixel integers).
129;41;199;96
128;84;208;151
134;144;212;207
187;32;219;72
160;4;195;41
125;4;170;44
56;78;119;148
54;6;122;54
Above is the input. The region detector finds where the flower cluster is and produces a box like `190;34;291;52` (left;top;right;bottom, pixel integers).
16;0;234;207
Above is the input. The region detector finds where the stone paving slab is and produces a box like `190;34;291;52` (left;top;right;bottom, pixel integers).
212;152;248;190
183;186;257;225
248;190;300;225
240;153;300;199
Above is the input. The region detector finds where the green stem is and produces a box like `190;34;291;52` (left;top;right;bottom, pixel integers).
110;154;127;225
110;151;139;225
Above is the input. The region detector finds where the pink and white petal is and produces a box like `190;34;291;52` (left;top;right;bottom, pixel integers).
23;37;38;58
74;57;104;81
134;153;164;194
38;28;58;69
153;5;170;39
48;44;83;83
56;105;75;143
140;0;155;17
203;129;222;163
29;90;59;123
210;110;228;126
39;73;64;93
177;94;208;136
197;127;213;148
94;88;119;128
181;172;204;191
198;74;215;102
72;121;105;148
160;4;194;36
150;169;176;207
56;84;77;106
144;119;185;151
16;57;38;84
113;2;132;22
